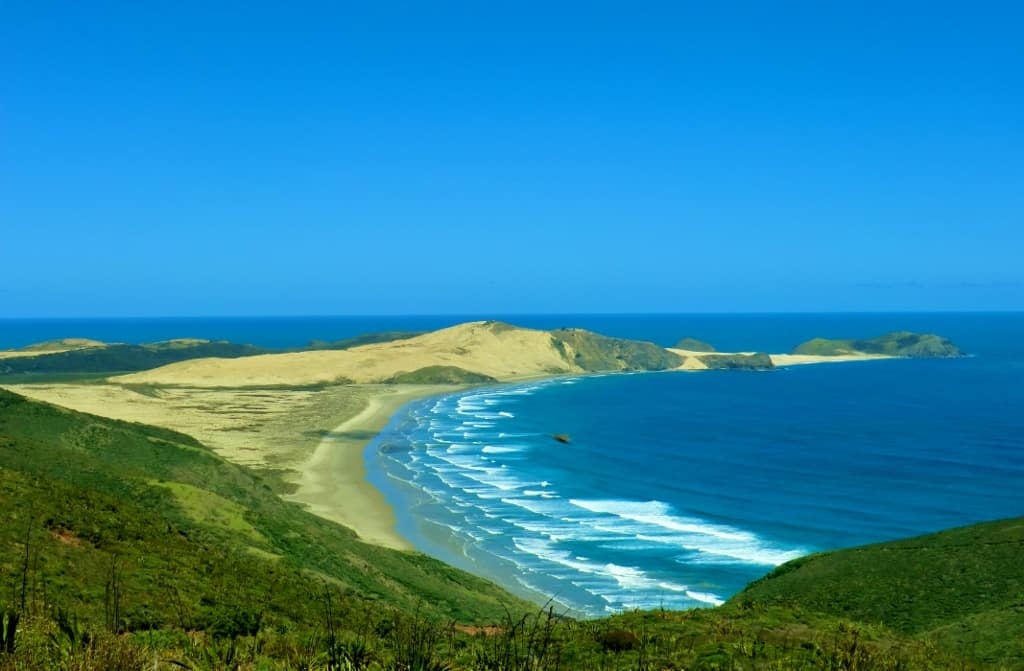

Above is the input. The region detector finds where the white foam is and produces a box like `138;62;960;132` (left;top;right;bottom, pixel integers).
570;499;804;566
686;590;725;606
570;500;749;540
482;445;522;454
512;537;691;594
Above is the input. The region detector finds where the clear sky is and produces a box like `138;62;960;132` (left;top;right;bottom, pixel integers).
2;2;1021;316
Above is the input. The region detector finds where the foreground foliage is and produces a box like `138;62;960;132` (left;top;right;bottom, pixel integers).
0;602;987;670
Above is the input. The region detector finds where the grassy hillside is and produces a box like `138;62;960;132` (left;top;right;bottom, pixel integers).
793;332;964;358
735;517;1024;668
0;388;527;628
8;338;106;353
0;340;268;380
697;353;775;370
386;365;497;384
551;329;683;372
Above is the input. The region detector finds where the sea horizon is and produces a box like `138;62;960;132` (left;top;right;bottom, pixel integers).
3;310;1021;351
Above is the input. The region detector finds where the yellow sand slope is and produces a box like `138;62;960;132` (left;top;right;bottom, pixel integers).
114;321;580;387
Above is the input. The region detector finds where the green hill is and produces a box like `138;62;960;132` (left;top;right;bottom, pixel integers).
307;330;425;350
387;365;497;384
0;340;269;381
8;338;107;353
735;517;1024;667
0;388;526;629
551;328;683;371
673;337;717;352
698;352;775;370
792;332;964;358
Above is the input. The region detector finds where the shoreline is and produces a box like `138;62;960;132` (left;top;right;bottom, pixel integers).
284;384;467;550
3;354;899;555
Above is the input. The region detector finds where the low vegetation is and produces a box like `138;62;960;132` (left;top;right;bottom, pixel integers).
0;341;268;380
6;338;106;353
736;517;1024;667
386;366;497;384
697;353;775;370
792;332;964;358
0;389;527;629
551;329;683;372
307;331;425;350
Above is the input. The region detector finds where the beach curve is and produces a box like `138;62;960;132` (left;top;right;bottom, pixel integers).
284;384;455;550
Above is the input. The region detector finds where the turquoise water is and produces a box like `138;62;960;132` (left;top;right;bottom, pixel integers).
366;314;1024;614
4;313;1022;615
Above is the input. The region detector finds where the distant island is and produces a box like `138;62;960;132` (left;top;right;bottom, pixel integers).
673;336;717;352
792;331;964;358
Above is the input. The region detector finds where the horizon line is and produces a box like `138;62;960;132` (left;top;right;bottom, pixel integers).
2;309;1023;320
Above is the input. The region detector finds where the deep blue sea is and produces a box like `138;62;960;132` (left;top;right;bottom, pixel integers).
3;314;1022;615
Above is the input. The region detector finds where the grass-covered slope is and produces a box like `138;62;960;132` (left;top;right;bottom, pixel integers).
793;332;964;358
551;329;683;372
735;517;1024;667
697;352;775;370
0;388;527;627
386;365;497;384
6;338;106;353
0;340;268;380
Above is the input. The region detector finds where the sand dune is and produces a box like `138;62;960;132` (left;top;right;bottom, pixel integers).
666;349;711;370
110;322;893;388
114;321;580;387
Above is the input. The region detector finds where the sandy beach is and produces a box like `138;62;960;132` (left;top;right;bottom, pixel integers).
284;384;455;549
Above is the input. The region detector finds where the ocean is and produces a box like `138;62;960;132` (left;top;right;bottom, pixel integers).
3;313;1022;615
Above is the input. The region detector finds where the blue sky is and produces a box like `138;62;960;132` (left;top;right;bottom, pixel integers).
2;2;1021;316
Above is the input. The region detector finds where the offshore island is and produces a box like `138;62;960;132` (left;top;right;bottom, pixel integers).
4;321;1020;670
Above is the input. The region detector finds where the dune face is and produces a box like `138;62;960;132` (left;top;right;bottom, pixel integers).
113;321;582;387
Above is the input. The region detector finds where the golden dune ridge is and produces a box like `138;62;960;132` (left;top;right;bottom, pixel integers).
113;321;582;387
